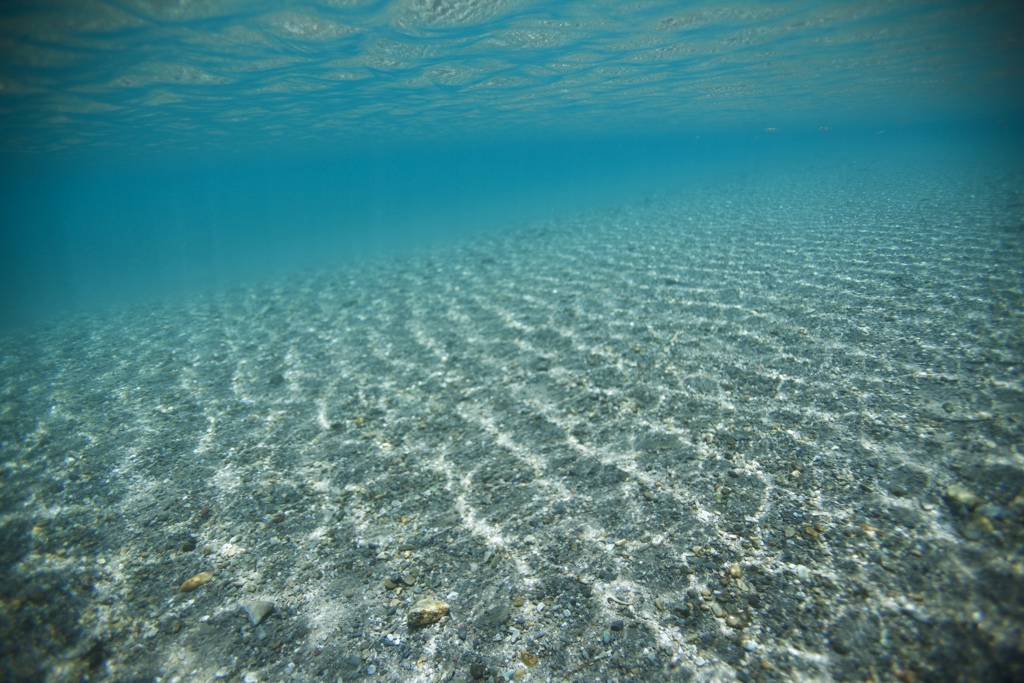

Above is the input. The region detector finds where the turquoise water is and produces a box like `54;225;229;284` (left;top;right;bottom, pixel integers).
3;4;1024;682
0;0;1021;325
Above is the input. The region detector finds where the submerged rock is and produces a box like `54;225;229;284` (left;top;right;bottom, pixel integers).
243;600;275;627
407;597;449;627
179;572;214;593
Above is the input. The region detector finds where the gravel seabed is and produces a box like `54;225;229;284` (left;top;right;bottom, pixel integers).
2;157;1023;683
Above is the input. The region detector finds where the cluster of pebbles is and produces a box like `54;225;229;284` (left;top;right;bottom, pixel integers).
1;159;1022;683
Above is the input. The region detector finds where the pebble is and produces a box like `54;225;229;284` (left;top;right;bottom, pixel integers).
947;483;982;509
243;600;274;627
961;515;993;540
520;651;539;667
180;571;214;592
726;613;747;628
976;503;1008;520
407;597;449;627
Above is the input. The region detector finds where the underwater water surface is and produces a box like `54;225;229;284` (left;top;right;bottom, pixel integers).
1;0;1021;325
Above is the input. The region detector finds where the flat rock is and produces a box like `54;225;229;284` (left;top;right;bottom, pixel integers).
243;600;275;627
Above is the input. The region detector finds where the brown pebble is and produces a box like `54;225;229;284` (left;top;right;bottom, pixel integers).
520;651;539;668
179;571;214;592
407;597;449;627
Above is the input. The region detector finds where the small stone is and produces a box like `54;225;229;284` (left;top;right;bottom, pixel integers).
610;619;624;632
243;600;274;627
946;484;982;509
383;578;399;590
407;597;449;627
180;571;214;592
726;612;750;629
470;662;486;679
602;630;612;644
976;503;1008;520
520;651;539;667
729;564;743;579
961;513;994;539
830;636;851;655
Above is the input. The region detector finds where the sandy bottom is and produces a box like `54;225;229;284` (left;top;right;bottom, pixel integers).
1;160;1023;683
